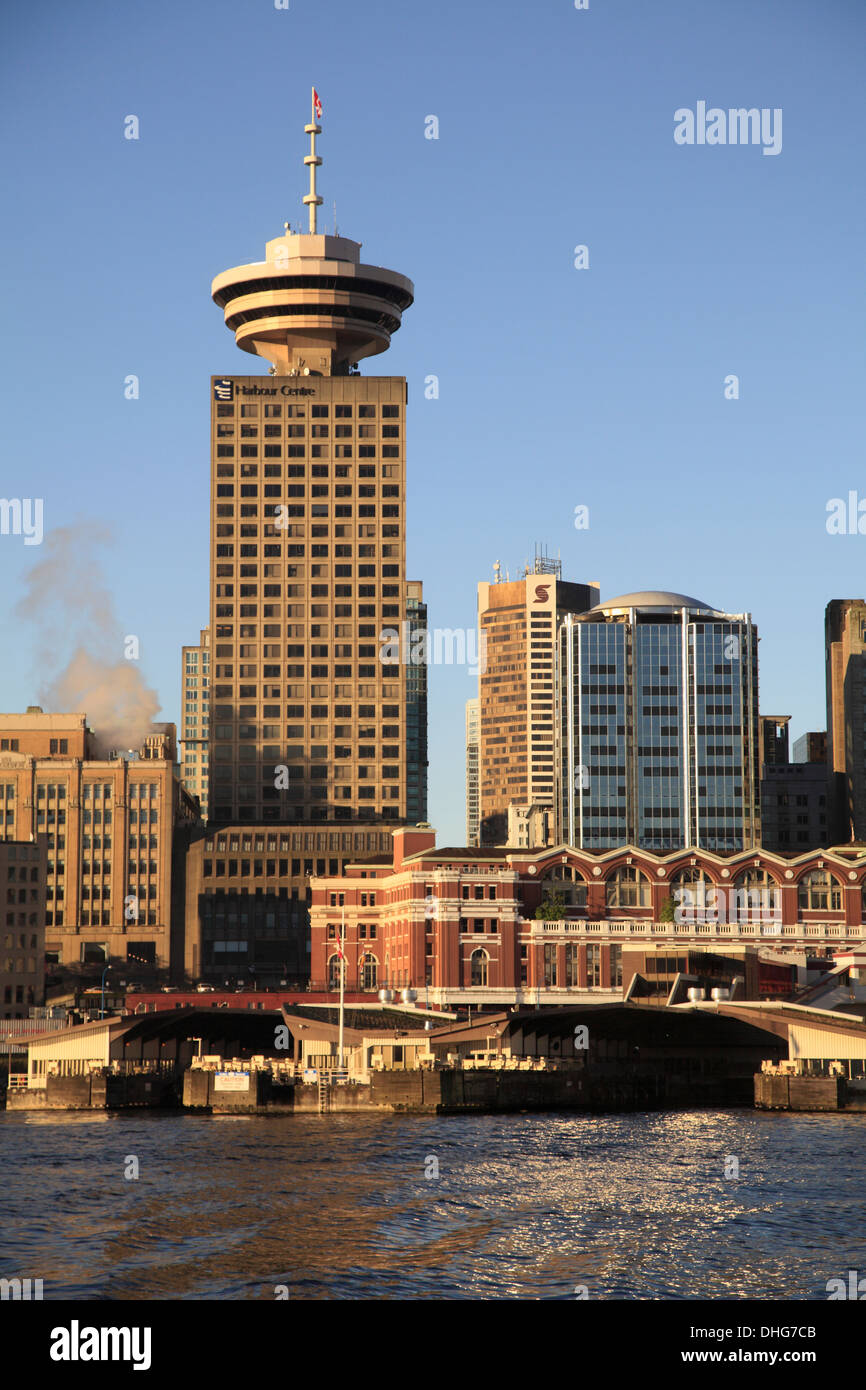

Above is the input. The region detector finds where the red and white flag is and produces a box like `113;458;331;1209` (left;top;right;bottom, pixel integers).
313;88;322;120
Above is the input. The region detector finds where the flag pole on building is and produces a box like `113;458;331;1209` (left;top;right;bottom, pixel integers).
304;87;323;234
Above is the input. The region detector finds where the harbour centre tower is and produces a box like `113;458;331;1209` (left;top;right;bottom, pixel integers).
183;94;427;984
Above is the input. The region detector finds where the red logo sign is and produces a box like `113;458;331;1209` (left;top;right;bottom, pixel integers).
534;584;551;603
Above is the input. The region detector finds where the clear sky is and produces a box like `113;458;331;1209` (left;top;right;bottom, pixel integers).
1;0;864;844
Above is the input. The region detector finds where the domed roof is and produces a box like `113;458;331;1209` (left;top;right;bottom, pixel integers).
591;590;716;613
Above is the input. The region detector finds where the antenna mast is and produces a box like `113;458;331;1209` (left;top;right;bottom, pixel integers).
304;87;323;234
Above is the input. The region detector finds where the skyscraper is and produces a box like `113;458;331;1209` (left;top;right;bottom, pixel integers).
825;598;866;842
558;591;759;853
465;697;480;845
180;629;210;818
476;555;598;845
207;94;423;825
181;93;426;986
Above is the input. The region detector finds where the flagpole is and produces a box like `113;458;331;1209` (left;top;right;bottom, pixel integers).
304;86;323;234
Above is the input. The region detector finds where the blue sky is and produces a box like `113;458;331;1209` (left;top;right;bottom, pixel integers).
1;0;864;844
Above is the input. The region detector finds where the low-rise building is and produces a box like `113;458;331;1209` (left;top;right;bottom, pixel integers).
310;826;866;1011
0;709;197;983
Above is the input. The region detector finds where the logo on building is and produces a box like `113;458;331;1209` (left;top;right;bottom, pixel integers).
213;379;234;401
534;584;551;603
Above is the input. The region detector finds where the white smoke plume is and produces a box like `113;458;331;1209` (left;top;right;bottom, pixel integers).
16;524;162;756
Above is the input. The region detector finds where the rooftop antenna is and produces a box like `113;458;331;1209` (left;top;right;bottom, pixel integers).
493;560;501;584
334;199;338;236
304;86;323;234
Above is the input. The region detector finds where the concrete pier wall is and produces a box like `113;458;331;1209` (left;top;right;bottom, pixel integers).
6;1071;177;1110
291;1066;756;1115
182;1069;293;1113
754;1074;845;1111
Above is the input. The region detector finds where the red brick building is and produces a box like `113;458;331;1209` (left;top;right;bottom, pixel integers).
309;827;866;1009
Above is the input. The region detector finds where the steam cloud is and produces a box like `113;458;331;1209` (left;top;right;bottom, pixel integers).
16;524;162;756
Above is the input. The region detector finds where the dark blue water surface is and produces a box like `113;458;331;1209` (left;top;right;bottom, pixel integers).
1;1108;864;1299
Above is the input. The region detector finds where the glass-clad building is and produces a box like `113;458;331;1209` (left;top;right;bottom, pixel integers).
558;591;759;852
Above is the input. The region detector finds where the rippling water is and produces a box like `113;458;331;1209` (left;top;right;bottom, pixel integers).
2;1109;865;1299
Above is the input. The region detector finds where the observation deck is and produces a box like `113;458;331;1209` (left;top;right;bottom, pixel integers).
211;232;414;376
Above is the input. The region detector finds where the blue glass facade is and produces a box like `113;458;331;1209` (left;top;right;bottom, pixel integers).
560;600;758;852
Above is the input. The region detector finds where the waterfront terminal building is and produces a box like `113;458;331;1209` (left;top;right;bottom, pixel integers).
309;825;866;1011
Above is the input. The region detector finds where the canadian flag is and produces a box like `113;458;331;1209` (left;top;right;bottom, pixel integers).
313;88;322;120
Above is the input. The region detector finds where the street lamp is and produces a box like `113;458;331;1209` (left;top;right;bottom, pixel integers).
337;905;346;1074
100;964;111;1020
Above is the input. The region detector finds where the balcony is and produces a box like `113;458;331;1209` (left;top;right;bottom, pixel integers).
525;918;863;944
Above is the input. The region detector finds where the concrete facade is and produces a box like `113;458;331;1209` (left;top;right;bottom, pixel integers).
825;598;866;841
476;563;598;846
1;839;47;1019
0;711;197;979
180;629;210;819
761;762;829;852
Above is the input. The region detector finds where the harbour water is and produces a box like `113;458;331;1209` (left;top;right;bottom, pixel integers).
2;1108;865;1300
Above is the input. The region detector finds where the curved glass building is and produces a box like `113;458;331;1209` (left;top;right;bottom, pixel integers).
557;592;759;853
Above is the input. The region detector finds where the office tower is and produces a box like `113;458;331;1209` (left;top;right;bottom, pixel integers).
558;591;759;853
477;553;599;845
0;838;47;1019
405;581;428;824
183;95;426;986
825;599;866;842
759;715;790;768
0;709;195;981
208;98;420;825
180;629;210;818
465;697;480;845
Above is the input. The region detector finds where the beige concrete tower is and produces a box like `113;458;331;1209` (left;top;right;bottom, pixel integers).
206;90;424;831
476;556;599;846
826;599;866;842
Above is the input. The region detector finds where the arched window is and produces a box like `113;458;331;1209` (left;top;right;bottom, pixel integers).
731;868;780;921
470;949;489;987
327;954;341;991
606;865;650;909
670;867;716;918
540;865;588;908
360;953;378;990
798;870;842;913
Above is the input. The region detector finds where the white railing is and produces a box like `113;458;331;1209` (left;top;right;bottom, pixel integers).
527;918;862;942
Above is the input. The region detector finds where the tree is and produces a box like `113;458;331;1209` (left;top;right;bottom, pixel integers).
658;895;675;923
535;891;566;921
